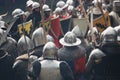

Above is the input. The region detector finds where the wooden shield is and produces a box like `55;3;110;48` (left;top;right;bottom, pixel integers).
18;20;33;37
93;11;111;33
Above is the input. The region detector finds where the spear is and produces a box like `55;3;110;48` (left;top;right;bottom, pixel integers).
79;0;97;46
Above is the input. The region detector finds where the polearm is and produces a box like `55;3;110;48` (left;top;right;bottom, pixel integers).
79;0;97;46
39;0;47;43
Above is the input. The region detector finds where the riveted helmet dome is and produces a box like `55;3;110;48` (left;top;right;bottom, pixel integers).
12;8;25;18
42;4;51;11
32;27;46;47
72;25;83;38
26;0;34;7
101;27;117;43
18;35;34;54
43;42;58;59
32;2;40;10
59;31;81;46
56;1;65;8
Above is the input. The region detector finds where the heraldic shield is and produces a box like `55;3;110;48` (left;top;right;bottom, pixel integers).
49;16;63;48
18;19;33;37
93;11;111;33
60;15;73;35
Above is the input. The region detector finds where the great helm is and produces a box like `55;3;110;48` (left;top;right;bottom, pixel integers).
59;31;81;46
26;0;34;7
32;2;40;10
42;4;51;11
43;42;58;59
18;35;34;54
12;8;25;18
100;26;117;43
32;27;46;47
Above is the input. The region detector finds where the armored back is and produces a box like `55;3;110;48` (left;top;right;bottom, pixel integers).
93;53;120;80
40;60;63;80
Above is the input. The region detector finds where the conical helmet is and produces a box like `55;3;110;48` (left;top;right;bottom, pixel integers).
32;27;46;47
18;35;34;54
43;42;58;59
101;27;117;43
72;25;83;38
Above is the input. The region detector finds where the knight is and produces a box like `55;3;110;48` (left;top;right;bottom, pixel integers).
30;42;74;80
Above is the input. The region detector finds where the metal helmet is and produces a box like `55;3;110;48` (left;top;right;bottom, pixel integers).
42;4;51;11
113;0;120;7
32;2;40;10
43;42;58;59
92;0;102;7
56;1;65;8
54;7;62;14
12;8;25;18
18;35;34;54
87;27;99;42
66;0;74;6
0;28;6;46
59;31;81;46
26;0;34;7
68;5;74;12
100;27;117;43
46;34;54;42
32;27;46;47
114;25;120;41
71;25;83;38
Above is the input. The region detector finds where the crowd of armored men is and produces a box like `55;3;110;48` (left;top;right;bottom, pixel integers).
0;0;120;80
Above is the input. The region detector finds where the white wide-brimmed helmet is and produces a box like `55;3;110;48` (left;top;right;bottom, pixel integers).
42;4;51;11
26;0;34;7
32;2;40;10
12;8;25;18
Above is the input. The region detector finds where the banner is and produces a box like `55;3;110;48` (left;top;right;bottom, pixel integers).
93;11;111;33
18;20;33;37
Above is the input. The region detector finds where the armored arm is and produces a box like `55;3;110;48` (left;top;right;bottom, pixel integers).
60;61;74;80
32;60;41;80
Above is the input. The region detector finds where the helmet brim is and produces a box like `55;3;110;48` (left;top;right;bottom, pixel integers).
59;38;81;46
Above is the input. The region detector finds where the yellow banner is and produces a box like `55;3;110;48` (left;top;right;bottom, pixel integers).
93;11;111;33
18;20;33;36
